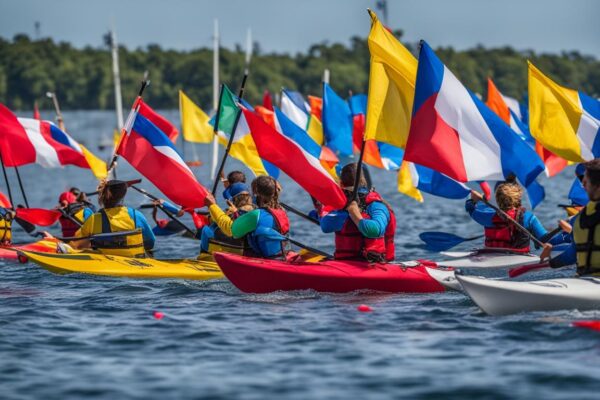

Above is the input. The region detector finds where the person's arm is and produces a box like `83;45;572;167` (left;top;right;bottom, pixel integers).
524;212;548;240
161;200;182;215
70;216;94;249
132;209;156;250
208;204;234;237
357;202;389;238
320;210;349;233
231;209;260;239
549;242;577;268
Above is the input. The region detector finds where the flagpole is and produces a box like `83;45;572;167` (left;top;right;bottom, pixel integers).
0;152;14;207
110;25;124;140
209;19;220;181
46;91;65;132
13;166;29;208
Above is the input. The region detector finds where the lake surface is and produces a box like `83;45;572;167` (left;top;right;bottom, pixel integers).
1;110;599;399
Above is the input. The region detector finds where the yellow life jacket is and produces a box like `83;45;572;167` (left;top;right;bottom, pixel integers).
573;201;600;275
88;207;146;258
0;208;12;244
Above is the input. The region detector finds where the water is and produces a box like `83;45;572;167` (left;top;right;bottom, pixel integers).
1;110;599;399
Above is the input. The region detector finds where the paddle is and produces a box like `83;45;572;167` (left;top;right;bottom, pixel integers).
54;230;140;242
253;227;332;258
419;231;484;251
281;202;319;225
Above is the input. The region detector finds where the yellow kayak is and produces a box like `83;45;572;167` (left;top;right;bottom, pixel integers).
20;251;223;280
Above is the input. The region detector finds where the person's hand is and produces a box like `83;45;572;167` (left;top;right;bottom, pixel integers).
204;193;216;207
226;200;238;214
558;219;572;234
41;231;54;239
540;243;553;261
346;200;359;213
470;190;484;203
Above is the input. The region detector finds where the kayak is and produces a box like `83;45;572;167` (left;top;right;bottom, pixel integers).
456;273;600;316
213;252;450;294
21;251;223;280
0;239;58;260
438;249;540;269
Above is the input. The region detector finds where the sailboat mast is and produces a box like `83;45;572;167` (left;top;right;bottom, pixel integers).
210;19;220;181
111;26;124;131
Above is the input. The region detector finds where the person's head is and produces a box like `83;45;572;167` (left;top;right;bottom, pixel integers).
227;182;252;208
495;178;523;211
97;180;128;208
223;170;246;188
58;191;77;207
340;163;368;190
69;187;81;197
582;159;600;200
251;175;281;209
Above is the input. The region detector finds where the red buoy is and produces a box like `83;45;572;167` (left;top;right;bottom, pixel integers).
153;311;165;320
357;304;373;312
572;320;600;331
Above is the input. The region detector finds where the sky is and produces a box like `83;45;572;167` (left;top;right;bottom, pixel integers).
0;0;599;57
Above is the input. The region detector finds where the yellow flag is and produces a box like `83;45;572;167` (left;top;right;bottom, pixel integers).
365;10;417;149
306;115;324;146
397;161;423;202
80;144;107;180
179;90;214;143
528;62;587;162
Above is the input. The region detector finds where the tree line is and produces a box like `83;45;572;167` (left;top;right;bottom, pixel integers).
0;32;599;111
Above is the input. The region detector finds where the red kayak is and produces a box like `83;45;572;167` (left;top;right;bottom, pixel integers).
0;239;58;260
213;252;449;294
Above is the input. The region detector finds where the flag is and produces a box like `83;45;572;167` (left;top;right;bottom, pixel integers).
0;103;37;166
33;101;41;120
308;95;323;121
179;90;214;143
568;176;589;206
138;98;179;144
487;78;567;177
263;90;274;111
0;191;11;208
281;89;310;130
244;107;346;209
529;62;600;162
404;42;544;187
526;180;545;210
322;83;353;156
364;9;417;148
213;85;277;177
117;107;208;209
398;159;470;202
307;95;325;145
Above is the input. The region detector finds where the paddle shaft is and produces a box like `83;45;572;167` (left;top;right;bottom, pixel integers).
350;139;367;205
57;207;83;227
129;185;196;237
0;151;14;207
288;237;332;258
281;202;319;225
211;72;250;196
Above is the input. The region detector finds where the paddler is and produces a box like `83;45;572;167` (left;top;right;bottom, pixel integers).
67;179;155;257
543;159;600;275
201;181;255;254
224;175;290;259
320;163;396;263
56;191;94;237
467;177;549;253
0;206;15;246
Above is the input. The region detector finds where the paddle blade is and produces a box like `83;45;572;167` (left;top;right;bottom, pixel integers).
15;208;61;226
419;231;480;252
508;262;550;278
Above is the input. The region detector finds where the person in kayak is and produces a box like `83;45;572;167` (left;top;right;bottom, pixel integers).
221;170;247;200
149;198;187;236
200;182;255;255
320;163;396;263
227;175;290;259
467;177;548;252
56;191;94;237
543;159;600;275
68;180;155;258
0;206;15;246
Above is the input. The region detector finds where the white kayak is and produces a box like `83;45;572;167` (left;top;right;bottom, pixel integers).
425;267;463;292
456;274;600;316
438;249;540;269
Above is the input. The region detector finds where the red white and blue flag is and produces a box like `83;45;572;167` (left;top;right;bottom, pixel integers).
118;104;208;209
137;98;179;143
404;42;544;187
243;107;346;209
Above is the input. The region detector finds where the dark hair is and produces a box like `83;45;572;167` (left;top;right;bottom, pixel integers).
98;180;127;208
584;159;600;186
340;163;368;188
252;176;280;209
69;187;81;196
227;171;246;185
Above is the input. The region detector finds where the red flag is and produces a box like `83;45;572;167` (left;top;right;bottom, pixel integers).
33;101;41;120
262;90;273;111
0;191;11;208
0;103;37;166
15;208;61;226
308;96;323;121
137;99;179;144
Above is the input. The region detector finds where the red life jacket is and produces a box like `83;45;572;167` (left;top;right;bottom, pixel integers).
484;207;530;252
265;207;290;235
334;191;396;262
58;203;86;237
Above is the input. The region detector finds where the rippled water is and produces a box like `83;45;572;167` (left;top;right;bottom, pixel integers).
1;111;599;399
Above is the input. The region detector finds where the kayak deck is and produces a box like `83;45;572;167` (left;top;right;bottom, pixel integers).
438;249;539;269
0;239;58;260
22;251;223;280
214;252;448;294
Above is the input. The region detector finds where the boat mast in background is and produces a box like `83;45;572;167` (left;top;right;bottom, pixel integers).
110;24;124;134
210;19;220;181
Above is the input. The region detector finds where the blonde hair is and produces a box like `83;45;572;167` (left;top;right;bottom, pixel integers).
495;181;523;211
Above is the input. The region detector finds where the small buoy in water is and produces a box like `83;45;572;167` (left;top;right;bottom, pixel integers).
153;311;165;320
572;320;600;331
357;304;372;313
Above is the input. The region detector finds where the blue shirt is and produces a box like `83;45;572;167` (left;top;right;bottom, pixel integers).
320;201;390;239
232;208;288;258
127;207;155;250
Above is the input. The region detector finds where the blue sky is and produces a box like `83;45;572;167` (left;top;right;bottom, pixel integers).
1;0;598;57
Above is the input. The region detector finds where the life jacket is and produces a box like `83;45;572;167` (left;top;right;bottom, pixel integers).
484;208;530;253
334;191;396;263
206;208;251;255
0;207;12;245
573;201;600;276
58;202;86;237
89;207;146;258
245;207;290;258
